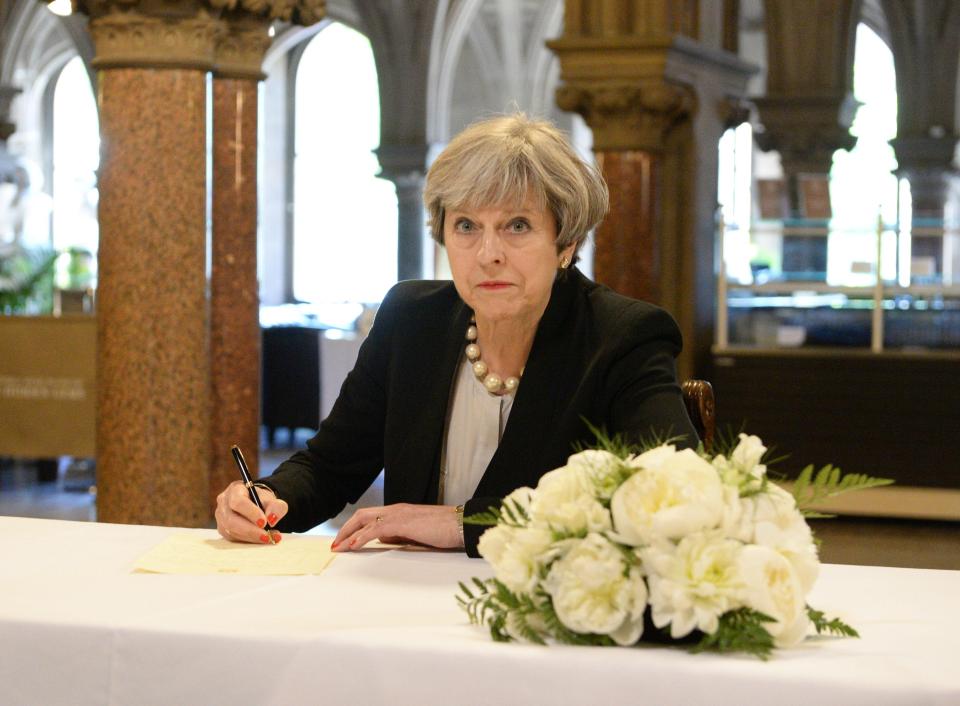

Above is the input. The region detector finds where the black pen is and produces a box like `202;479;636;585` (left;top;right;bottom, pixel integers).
230;444;276;545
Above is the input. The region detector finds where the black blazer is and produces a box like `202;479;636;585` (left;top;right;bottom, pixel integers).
261;268;697;556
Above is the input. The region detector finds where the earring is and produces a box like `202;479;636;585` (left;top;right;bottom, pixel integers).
559;256;570;269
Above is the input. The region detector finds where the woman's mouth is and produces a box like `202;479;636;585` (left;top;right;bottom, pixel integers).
477;281;512;290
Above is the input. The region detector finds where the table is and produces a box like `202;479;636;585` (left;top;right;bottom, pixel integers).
1;516;958;706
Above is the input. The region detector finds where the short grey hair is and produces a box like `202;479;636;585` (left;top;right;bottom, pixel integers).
423;114;608;258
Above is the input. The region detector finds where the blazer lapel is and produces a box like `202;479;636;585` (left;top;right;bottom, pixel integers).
408;296;472;505
474;270;580;496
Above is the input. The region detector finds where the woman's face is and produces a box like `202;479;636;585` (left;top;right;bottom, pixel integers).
444;194;574;328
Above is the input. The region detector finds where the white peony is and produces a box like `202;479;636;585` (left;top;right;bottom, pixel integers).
477;524;555;595
742;483;820;593
642;531;744;638
566;449;628;500
544;533;647;645
528;465;612;535
610;448;725;546
626;443;678;471
736;545;810;647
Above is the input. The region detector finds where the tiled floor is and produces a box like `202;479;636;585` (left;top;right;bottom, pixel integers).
2;451;959;570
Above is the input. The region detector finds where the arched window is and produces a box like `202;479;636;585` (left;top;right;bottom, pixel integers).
828;23;898;285
51;56;99;260
292;22;398;304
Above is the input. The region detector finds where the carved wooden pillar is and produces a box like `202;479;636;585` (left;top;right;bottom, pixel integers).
549;1;754;378
79;0;218;526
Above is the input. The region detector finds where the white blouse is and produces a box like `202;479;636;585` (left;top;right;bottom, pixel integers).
439;355;515;506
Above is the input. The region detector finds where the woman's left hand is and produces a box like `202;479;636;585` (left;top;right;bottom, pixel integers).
332;503;462;552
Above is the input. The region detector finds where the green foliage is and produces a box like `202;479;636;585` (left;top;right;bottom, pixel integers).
463;497;529;528
691;608;777;660
457;578;546;644
791;464;894;515
0;247;57;314
807;606;859;638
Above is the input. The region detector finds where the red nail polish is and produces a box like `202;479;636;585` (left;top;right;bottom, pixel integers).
267;514;278;526
259;534;269;543
256;518;266;529
331;540;340;550
272;533;282;544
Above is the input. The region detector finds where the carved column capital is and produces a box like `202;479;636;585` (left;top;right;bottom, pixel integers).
77;2;221;71
214;15;272;80
74;1;325;73
205;0;326;25
207;1;325;79
753;93;858;174
556;81;694;152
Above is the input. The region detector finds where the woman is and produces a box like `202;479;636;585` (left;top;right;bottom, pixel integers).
215;114;697;556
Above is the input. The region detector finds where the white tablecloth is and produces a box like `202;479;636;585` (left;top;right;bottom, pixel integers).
1;516;958;706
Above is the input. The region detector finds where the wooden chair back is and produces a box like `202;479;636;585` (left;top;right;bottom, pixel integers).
681;379;715;451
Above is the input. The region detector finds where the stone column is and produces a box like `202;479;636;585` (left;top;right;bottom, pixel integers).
882;0;960;276
753;0;860;215
79;1;218;526
207;15;271;508
377;143;428;281
549;1;754;377
355;1;437;280
0;85;20;178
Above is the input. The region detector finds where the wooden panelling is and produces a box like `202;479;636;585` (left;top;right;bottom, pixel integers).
709;352;960;489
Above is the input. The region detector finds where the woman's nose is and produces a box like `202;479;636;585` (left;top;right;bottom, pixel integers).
477;231;504;264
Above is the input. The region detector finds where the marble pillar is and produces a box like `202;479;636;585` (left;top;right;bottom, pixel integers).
592;151;660;303
96;67;211;526
209;76;261;506
78;0;324;526
208;15;272;507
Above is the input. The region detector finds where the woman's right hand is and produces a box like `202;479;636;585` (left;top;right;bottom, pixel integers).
215;480;289;544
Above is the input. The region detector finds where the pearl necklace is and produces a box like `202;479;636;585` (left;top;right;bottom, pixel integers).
464;319;521;395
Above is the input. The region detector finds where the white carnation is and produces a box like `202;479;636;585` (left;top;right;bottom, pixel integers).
610;448;724;546
477;524;555;595
737;545;810;647
529;465;612;535
642;532;744;638
544;533;647;645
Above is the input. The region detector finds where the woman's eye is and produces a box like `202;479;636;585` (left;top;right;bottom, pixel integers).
453;219;476;233
507;219;530;233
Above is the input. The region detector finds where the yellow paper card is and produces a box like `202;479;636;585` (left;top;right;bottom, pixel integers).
133;534;335;575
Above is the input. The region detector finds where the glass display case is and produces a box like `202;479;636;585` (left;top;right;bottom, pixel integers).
715;219;960;353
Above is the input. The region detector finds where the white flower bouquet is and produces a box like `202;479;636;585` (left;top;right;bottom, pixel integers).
458;434;892;658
